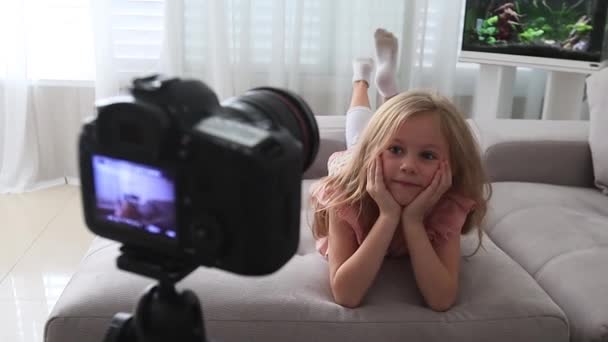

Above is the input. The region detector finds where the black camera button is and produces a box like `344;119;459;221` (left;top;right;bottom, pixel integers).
191;215;223;255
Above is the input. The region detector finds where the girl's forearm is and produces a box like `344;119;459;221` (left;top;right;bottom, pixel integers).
403;221;458;311
332;214;398;308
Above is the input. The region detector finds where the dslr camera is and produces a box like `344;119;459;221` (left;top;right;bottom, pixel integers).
78;75;319;278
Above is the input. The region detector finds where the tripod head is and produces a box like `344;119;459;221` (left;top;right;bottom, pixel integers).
116;245;198;284
104;246;210;342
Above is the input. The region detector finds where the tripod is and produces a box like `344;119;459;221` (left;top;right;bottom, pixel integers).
103;246;213;342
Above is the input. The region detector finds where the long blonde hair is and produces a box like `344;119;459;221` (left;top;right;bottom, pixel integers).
310;89;492;255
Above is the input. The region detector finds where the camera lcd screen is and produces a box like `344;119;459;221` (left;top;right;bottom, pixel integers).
92;154;177;240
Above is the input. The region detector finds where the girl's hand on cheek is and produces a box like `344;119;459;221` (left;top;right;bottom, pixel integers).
401;160;452;226
367;156;401;222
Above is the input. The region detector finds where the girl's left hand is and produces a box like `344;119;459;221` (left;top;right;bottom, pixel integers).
401;160;452;225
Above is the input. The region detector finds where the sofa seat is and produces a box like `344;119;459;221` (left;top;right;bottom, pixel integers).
484;182;608;342
46;180;568;342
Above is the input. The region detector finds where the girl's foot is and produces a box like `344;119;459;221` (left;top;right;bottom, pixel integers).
374;28;398;98
352;57;374;87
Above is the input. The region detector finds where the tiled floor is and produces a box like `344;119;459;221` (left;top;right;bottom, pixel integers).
0;185;95;342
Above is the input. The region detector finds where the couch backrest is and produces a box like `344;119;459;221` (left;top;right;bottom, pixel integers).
303;116;347;180
303;116;595;188
473;119;594;188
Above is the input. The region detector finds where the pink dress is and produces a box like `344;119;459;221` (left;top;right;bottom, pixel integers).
312;150;476;257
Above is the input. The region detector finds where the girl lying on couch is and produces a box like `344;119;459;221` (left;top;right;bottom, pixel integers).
310;28;491;311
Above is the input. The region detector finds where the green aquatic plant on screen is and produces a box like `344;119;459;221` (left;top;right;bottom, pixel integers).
477;15;499;44
519;27;546;41
517;16;552;42
567;20;592;33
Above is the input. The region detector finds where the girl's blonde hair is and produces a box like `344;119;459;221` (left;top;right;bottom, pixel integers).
310;89;492;255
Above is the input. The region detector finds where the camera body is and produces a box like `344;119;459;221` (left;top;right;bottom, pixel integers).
79;76;317;276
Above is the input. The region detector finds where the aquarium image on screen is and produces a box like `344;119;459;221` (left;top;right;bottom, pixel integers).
462;0;608;63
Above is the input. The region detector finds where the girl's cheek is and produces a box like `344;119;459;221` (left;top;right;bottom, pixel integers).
381;152;395;167
383;159;397;178
379;154;391;177
423;165;439;185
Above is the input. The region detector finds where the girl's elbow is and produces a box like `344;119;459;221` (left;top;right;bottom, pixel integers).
331;279;363;308
426;291;457;312
427;298;455;312
424;278;459;312
333;293;362;308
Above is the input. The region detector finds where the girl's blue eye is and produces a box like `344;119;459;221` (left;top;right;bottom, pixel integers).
421;151;437;160
388;146;403;155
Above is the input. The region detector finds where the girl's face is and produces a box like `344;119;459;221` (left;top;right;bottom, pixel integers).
380;112;450;206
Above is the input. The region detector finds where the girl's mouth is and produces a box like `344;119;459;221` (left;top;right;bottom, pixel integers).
394;180;420;188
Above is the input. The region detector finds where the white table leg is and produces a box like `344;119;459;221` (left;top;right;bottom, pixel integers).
541;71;587;120
472;64;516;120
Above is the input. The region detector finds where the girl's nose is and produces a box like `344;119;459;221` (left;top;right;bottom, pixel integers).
399;156;417;174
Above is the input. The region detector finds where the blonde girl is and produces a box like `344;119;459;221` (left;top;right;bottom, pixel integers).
310;29;491;311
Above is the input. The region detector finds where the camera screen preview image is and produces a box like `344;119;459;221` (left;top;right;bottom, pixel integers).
92;155;177;240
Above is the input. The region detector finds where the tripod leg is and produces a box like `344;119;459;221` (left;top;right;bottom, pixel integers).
104;312;137;342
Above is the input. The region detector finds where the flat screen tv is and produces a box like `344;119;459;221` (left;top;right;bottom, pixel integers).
460;0;608;72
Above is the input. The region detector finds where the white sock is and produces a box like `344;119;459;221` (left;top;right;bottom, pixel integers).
374;28;398;98
352;57;374;86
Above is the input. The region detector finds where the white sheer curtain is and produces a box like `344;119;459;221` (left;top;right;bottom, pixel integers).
90;0;165;100
0;0;95;194
1;0;553;194
161;0;477;115
0;0;164;193
0;1;37;193
399;0;464;95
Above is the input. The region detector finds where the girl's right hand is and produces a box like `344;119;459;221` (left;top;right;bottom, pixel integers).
366;156;401;221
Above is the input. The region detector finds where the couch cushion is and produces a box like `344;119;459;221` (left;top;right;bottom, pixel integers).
45;181;568;342
484;182;608;342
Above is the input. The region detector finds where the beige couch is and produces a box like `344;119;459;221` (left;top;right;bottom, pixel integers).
45;116;608;342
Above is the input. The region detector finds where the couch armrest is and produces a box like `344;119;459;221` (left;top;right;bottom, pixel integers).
473;119;594;188
303;116;347;179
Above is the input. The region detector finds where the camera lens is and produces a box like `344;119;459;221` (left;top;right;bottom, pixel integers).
221;88;319;171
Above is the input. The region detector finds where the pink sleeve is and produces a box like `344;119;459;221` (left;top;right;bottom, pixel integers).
425;194;476;244
335;205;365;244
310;151;363;256
314;204;365;257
